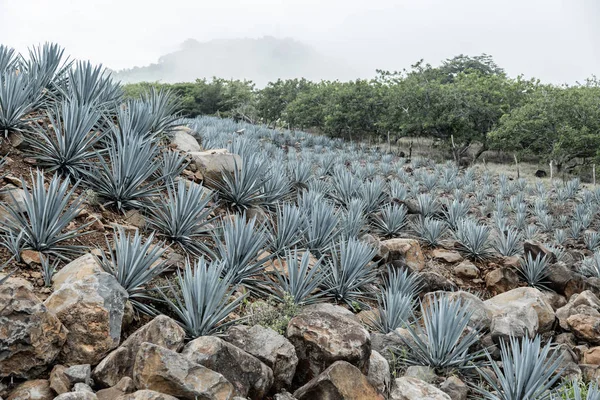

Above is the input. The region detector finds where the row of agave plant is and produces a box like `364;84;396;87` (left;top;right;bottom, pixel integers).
1;43;600;398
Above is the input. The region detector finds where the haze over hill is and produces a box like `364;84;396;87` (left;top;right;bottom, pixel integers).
113;37;360;86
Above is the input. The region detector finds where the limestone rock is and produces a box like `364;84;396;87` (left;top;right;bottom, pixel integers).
489;305;538;342
133;342;234;400
404;366;436;384
224;325;298;392
453;261;479;280
419;272;458;293
182;336;273;400
567;314;600;344
556;291;600;330
293;361;383;400
0;278;67;378
485;267;519;295
287;308;371;385
484;287;555;334
584;347;600;364
93;315;186;388
96;377;136;400
64;365;91;386
189;149;241;187
380;239;425;271
171;128;201;152
440;376;468;400
1;185;27;214
367;350;390;395
6;380;54;400
44;272;128;365
52;253;103;290
50;365;71;395
54;393;97;400
432;249;463;263
116;391;179;400
390;377;451;400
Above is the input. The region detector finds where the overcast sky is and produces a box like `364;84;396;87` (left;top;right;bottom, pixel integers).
0;0;598;84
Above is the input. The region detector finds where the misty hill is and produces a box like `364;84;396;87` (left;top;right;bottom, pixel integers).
113;37;358;86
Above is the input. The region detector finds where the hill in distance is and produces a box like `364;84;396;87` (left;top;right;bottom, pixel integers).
113;36;359;86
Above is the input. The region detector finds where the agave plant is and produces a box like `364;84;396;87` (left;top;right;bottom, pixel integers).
62;61;122;109
414;217;447;247
158;150;189;180
0;71;41;135
267;249;325;306
416;193;440;217
23;42;71;107
580;252;600;278
267;203;306;256
321;237;377;307
442;198;471;230
585;232;600;251
146;179;215;256
372;267;421;333
452;218;492;260
0;258;14;285
302;200;339;254
556;380;600;400
0;230;24;262
40;255;59;287
372;203;408;238
260;168;291;209
216;214;269;287
210;156;271;212
476;335;565;400
493;228;522;257
517;253;551;289
27;100;103;177
158;258;245;337
82;134;162;212
141;87;181;136
0;170;89;258
0;45;18;73
99;228;169;314
397;294;484;372
339;198;367;238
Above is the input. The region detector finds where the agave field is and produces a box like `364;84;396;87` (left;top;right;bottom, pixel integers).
3;43;600;400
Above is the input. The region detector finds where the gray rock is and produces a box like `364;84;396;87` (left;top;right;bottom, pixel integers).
489;305;538;343
440;376;468;400
390;377;451;400
64;365;91;386
188;149;241;187
293;361;382;400
73;383;94;393
115;391;179;400
44;272;128;365
287;308;371;385
182;335;273;400
485;267;519;295
273;392;297;400
0;278;67;378
52;253;103;290
224;325;298;392
367;350;390;395
404;366;437;383
419;272;458;293
54;393;97;400
1;185;26;213
93;315;186;388
133;342;234;400
556;290;600;330
171;129;201;152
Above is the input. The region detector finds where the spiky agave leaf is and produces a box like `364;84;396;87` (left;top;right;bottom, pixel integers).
0;45;19;73
452;218;493;260
442;198;471;230
158;150;189;180
158;258;245;338
24;42;71;108
0;71;41;135
216;214;270;287
99;228;169;314
580;252;600;278
82;133;162;212
40;254;59;287
372;203;408;238
267;249;326;306
372;267;421;333
27;100;104;178
302;200;339;254
62;61;122;109
554;380;600;400
0;170;90;258
493;228;523;257
517;253;551;290
321;237;378;307
339;198;367;239
476;335;565;400
141;86;181;136
397;294;484;372
413;216;447;247
0;230;24;262
210;156;271;212
267;203;306;256
146;179;215;256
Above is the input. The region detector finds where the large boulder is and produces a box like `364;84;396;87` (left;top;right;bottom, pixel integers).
133;342;234;400
0;278;67;378
390;377;451;400
6;380;54;400
182;336;273;400
367;351;390;395
223;325;298;392
484;287;555;334
52;254;103;290
293;361;383;400
380;239;425;272
287;307;371;385
44;272;128;365
170;127;201;152
188;149;241;186
93;315;186;387
489;305;538;343
96;377;135;400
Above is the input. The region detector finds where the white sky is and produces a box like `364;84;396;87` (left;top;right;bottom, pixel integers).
0;0;598;83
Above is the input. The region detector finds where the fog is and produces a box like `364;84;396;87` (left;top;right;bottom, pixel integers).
0;0;598;84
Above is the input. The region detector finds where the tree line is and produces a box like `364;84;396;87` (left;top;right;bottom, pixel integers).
123;54;600;171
